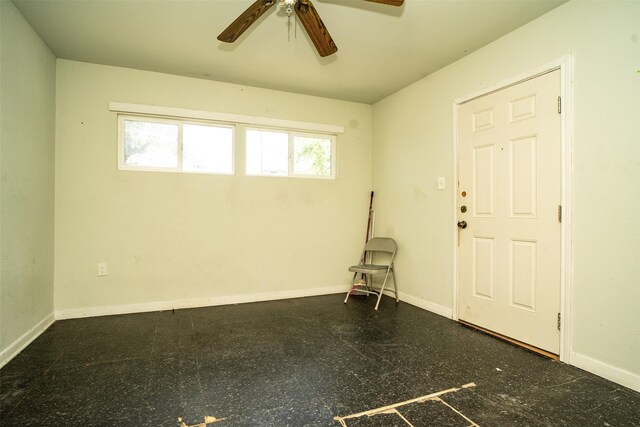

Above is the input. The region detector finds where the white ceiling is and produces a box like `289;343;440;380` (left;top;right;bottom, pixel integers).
13;0;566;104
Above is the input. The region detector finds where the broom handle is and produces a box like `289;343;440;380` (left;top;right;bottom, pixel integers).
362;191;374;275
365;191;374;243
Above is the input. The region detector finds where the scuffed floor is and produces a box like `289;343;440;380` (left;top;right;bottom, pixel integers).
1;294;639;426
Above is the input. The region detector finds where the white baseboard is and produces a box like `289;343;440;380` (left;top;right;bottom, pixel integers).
570;351;640;393
0;312;55;369
396;291;453;319
393;294;639;393
55;285;347;320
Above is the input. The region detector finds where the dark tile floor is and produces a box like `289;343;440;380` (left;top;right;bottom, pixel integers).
1;294;639;426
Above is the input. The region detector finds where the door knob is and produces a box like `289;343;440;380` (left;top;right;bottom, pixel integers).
457;220;467;229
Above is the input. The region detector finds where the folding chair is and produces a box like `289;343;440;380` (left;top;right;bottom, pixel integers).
344;237;398;310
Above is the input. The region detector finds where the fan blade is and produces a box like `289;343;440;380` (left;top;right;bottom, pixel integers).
217;0;276;43
363;0;404;6
295;0;338;57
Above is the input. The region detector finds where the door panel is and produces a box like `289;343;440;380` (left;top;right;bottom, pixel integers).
510;136;537;216
457;70;561;354
473;237;495;300
510;239;536;311
473;144;495;216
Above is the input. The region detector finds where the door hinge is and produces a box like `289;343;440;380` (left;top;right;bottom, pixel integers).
557;96;562;114
557;313;561;330
558;205;562;223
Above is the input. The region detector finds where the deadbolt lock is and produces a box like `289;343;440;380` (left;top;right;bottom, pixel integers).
460;205;467;213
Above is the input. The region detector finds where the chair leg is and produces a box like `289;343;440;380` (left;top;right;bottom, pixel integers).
392;268;399;303
374;269;392;311
344;272;359;304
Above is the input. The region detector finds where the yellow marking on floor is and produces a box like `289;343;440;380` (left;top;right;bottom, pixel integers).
395;408;415;426
334;382;479;426
178;415;225;427
436;397;480;427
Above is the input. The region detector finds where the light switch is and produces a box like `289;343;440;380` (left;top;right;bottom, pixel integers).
437;177;445;190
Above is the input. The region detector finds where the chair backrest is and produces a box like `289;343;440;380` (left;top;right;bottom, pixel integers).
364;237;397;255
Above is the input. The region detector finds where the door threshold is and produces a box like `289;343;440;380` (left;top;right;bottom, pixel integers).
458;320;559;360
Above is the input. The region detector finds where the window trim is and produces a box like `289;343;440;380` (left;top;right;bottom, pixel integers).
117;114;236;175
245;127;337;179
110;102;345;135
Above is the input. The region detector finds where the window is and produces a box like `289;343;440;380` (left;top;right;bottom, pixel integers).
246;129;289;176
246;128;336;178
113;104;341;179
118;115;234;174
182;124;233;174
122;118;178;168
293;135;333;177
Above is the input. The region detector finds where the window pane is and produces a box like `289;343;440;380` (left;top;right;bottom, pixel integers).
293;136;332;176
183;124;233;174
123;119;178;168
246;129;288;176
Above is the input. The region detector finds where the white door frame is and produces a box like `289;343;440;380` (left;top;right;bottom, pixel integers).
452;56;574;363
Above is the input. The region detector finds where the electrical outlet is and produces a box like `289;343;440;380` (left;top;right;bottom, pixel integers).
437;177;446;190
97;263;108;277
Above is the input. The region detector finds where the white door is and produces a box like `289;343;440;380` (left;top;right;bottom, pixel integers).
457;70;562;354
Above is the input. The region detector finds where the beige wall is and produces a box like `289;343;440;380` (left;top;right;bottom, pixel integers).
55;60;372;313
373;0;640;386
0;1;56;357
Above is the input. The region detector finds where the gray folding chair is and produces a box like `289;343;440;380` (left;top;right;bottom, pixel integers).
344;237;398;310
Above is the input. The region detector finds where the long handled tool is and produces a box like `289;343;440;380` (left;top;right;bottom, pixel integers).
363;191;375;272
364;191;375;246
352;192;375;295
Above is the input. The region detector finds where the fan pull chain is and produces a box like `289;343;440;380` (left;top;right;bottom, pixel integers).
286;10;297;42
283;0;297;43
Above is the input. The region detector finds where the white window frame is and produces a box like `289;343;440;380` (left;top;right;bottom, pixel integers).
245;127;337;180
111;102;344;180
117;114;235;175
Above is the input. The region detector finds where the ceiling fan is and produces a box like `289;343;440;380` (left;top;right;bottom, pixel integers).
217;0;404;57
